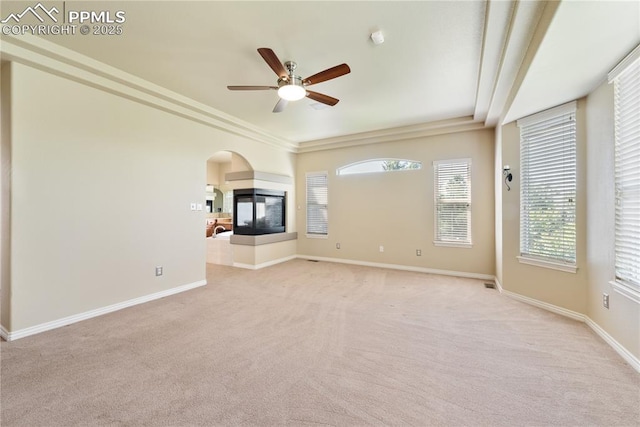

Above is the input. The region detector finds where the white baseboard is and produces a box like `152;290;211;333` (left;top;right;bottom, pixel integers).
585;317;640;372
494;276;504;293
499;288;585;322
496;279;640;373
297;255;496;281
0;279;207;342
234;254;297;270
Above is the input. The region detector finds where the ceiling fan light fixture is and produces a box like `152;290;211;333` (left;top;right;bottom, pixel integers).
228;49;348;112
278;84;306;101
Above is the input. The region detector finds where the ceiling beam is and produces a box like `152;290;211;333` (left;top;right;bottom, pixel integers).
478;0;554;127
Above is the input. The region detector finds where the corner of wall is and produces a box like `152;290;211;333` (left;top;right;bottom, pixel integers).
1;61;13;331
584;80;639;361
494;123;503;285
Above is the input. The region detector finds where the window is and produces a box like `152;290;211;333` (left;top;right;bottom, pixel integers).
306;172;328;237
609;48;640;302
224;191;233;214
517;101;577;272
433;159;471;247
337;159;421;176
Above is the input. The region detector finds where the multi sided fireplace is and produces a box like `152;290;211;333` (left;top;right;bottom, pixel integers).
233;188;286;235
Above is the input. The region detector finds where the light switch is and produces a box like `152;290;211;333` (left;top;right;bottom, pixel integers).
196;203;203;211
190;203;196;211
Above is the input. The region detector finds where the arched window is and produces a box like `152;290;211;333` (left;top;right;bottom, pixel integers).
337;159;422;176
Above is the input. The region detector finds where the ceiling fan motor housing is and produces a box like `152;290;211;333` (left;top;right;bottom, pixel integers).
278;75;304;88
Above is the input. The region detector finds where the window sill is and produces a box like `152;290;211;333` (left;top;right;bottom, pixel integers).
306;234;328;239
609;280;640;304
517;256;577;273
433;241;472;249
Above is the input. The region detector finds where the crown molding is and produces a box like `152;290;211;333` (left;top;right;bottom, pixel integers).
0;34;297;152
1;35;490;154
297;116;487;153
608;43;640;83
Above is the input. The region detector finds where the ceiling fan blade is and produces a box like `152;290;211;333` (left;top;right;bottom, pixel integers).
303;64;351;86
306;90;339;106
273;98;288;113
257;48;288;78
227;86;277;91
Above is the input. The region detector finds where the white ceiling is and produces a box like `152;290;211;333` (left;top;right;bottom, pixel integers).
505;0;640;123
8;1;640;147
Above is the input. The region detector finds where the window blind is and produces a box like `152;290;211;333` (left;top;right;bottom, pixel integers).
519;103;577;265
434;159;471;245
306;172;328;235
613;56;640;292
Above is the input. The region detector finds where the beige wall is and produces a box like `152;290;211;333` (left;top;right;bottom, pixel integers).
1;62;11;330
255;240;296;265
233;240;297;267
206;161;222;187
585;81;639;358
231;153;252;172
499;99;588;314
5;62;295;332
206;160;234;188
297;129;495;276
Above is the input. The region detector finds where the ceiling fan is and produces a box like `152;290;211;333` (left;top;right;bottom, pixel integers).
227;48;351;113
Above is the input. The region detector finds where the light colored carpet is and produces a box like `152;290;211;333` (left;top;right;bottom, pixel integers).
1;259;639;426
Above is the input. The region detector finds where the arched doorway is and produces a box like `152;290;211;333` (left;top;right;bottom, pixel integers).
204;150;252;266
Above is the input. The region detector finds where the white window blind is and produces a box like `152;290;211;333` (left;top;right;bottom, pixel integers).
518;102;577;266
434;159;471;246
306;172;328;236
612;54;640;296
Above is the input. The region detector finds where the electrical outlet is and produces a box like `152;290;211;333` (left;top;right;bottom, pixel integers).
379;245;384;253
155;266;163;277
336;243;341;249
416;249;422;256
603;293;609;309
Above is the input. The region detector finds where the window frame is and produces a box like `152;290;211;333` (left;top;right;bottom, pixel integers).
305;171;329;239
608;46;640;304
433;158;472;248
517;101;578;273
336;158;422;176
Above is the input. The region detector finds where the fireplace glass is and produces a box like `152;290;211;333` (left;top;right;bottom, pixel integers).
233;189;286;235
